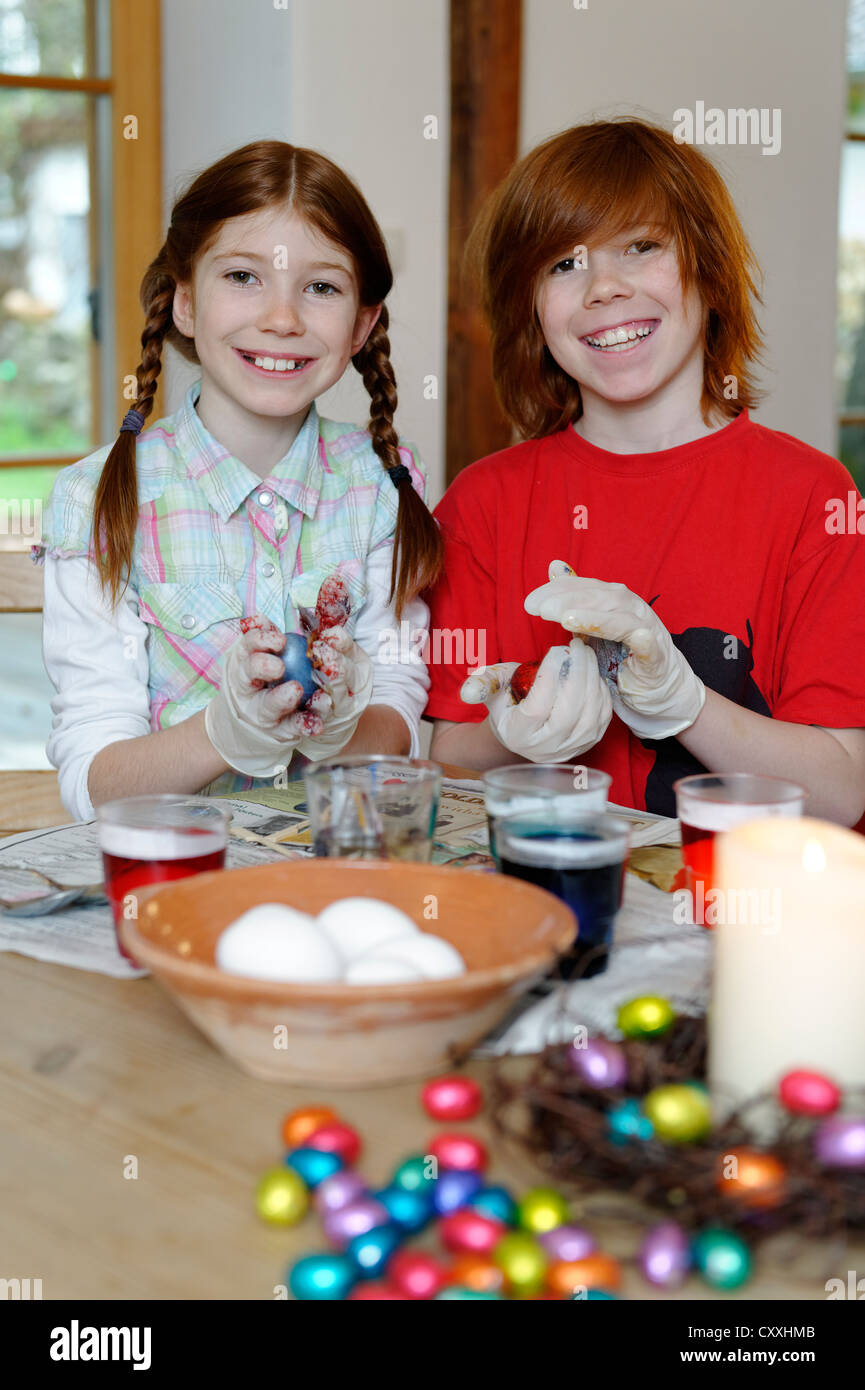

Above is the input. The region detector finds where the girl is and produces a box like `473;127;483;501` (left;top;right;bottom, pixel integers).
425;119;865;829
35;142;442;821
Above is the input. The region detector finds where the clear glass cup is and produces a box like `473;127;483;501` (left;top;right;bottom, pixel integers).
482;764;612;866
303;755;442;861
495;807;631;979
96;794;231;964
673;773;806;928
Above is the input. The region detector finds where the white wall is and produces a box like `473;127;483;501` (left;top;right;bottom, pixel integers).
521;0;849;455
160;0;449;502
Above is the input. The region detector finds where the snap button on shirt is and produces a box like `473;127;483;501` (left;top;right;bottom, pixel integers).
261;561;276;578
181;613;196;630
257;490;273;507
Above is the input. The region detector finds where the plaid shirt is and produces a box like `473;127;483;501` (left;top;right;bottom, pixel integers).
36;380;428;799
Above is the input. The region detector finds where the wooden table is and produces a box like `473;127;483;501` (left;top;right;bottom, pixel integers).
0;766;854;1300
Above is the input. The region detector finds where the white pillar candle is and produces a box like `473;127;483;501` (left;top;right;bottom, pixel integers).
710;817;865;1134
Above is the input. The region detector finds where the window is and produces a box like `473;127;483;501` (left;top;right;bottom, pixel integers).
838;0;865;488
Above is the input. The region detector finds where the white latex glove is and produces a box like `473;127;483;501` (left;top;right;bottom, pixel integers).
296;624;374;762
204;616;330;778
460;640;613;761
524;560;705;739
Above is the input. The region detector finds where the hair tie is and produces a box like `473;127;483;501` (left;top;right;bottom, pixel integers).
119;408;145;435
389;463;410;488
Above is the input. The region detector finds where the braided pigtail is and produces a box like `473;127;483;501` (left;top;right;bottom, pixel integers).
91;265;175;606
353;306;443;619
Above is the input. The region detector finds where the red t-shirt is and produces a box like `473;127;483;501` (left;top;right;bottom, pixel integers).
423;411;865;830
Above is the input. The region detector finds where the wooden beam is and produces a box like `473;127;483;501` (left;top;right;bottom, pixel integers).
446;0;521;486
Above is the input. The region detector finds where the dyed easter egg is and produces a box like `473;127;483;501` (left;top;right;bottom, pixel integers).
639;1222;691;1288
607;1098;654;1144
517;1186;570;1234
643;1085;712;1143
254;1166;309;1226
778;1070;841;1117
510;660;541;704
283;1105;337;1151
289;1253;356;1300
388;1250;449;1300
277;631;317;705
345;1224;403;1279
692;1228;751;1290
376;1184;435;1233
433;1169;483;1216
568;1037;628;1089
421;1075;483;1122
439;1208;507;1255
493;1232;547;1296
717;1148;787;1208
546;1252;622;1296
429;1132;489;1173
617;995;675;1038
314;1169;367;1216
322;1197;390;1249
814;1116;865;1169
468;1185;518;1226
391;1154;437;1194
539;1225;596;1263
285;1146;343;1188
306;1121;362;1166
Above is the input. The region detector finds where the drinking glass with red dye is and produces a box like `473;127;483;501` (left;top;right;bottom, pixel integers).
96;794;231;963
673;773;805;927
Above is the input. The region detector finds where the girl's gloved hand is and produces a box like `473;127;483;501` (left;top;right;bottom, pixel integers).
296;624;374;761
524;561;706;739
460;640;613;761
204;616;331;778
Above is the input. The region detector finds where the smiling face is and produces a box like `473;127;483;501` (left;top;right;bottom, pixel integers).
172;205;380;432
535;230;708;425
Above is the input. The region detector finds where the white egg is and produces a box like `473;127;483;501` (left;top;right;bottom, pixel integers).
216;902;341;982
364;932;466;981
315;897;419;962
343;955;426;985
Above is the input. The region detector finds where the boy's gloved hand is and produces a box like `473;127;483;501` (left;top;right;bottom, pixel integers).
204;616;330;778
524;560;706;739
296;625;374;761
460;640;613;761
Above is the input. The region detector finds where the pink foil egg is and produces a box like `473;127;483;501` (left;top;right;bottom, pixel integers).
322;1196;390;1248
567;1038;628;1089
429;1132;489;1173
814;1116;865;1169
778;1070;841;1117
538;1225;597;1262
439;1208;507;1255
314;1170;368;1216
388;1250;449;1300
306;1121;362;1166
639;1222;691;1288
421;1075;483;1122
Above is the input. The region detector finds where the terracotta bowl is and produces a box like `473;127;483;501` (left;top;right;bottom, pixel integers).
121;859;575;1088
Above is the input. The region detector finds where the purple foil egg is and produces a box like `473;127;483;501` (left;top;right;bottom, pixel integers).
314;1170;368;1216
568;1037;628;1089
539;1224;597;1262
639;1221;691;1288
322;1196;390;1248
814;1116;865;1169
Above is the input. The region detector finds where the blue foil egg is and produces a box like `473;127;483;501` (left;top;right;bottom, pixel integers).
433;1169;483;1216
277;631;317;706
346;1223;403;1279
376;1184;435;1232
468;1184;518;1225
289;1253;356;1301
285;1146;343;1188
607;1099;654;1145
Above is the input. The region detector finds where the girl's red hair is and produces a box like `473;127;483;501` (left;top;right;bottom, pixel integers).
466;118;766;438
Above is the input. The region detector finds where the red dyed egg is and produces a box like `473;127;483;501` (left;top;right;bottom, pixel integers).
306;1121;362;1166
388;1250;449;1300
421;1076;483;1123
511;660;541;704
429;1132;489;1173
778;1070;841;1117
439;1209;507;1255
347;1282;407;1300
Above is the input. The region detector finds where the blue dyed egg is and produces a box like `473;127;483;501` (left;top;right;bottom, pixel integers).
468;1184;518;1225
377;1184;435;1232
289;1252;356;1300
285;1146;343;1188
345;1223;403;1279
433;1169;483;1216
277;632;317;706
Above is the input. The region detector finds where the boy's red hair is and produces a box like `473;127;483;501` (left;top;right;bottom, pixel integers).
466;118;766;439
